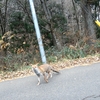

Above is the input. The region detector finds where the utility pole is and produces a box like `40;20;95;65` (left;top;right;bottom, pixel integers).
29;0;46;63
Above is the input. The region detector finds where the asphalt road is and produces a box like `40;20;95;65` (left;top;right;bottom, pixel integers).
0;63;100;100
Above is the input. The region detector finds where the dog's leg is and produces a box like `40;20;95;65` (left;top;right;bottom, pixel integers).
43;73;48;83
50;72;52;78
47;71;52;79
37;76;40;85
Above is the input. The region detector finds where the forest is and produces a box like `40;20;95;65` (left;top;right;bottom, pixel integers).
0;0;100;72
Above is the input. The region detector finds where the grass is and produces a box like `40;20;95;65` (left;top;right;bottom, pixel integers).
0;39;100;72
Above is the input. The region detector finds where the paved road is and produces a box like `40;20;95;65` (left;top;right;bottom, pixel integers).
0;63;100;100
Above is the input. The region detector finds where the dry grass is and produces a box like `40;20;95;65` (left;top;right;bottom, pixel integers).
0;54;100;82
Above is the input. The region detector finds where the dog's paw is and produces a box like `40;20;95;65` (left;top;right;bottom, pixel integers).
37;82;40;85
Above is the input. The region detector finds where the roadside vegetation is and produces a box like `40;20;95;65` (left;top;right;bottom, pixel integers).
0;0;100;81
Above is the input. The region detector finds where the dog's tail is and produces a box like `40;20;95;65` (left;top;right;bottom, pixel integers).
51;68;60;73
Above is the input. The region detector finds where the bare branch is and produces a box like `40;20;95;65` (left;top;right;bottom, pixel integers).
16;0;33;24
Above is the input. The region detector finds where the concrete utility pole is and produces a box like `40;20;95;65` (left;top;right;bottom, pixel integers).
29;0;46;63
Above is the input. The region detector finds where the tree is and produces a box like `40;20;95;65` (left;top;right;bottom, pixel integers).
0;0;9;36
39;0;65;50
80;0;96;41
0;0;9;70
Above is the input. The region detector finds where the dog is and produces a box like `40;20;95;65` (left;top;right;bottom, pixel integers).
30;63;59;85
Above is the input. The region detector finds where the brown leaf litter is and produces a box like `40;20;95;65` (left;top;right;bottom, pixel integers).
0;55;100;82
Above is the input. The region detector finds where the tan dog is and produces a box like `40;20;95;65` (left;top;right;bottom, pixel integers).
30;63;59;85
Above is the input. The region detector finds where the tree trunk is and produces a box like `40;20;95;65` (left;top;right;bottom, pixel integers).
40;0;63;50
0;0;8;35
80;0;96;43
72;0;79;30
